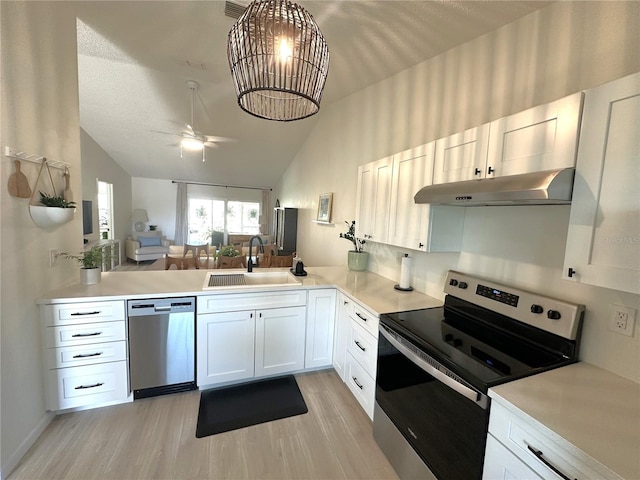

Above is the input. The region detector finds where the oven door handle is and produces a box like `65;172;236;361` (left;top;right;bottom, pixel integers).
379;325;488;409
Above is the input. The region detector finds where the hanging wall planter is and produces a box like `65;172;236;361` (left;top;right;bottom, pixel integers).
28;159;76;230
29;205;75;230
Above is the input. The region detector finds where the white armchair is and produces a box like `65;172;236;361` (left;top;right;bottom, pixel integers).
125;231;170;263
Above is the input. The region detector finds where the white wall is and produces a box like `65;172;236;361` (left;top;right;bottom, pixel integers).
277;1;640;381
80;129;132;251
131;178;178;241
1;2;82;475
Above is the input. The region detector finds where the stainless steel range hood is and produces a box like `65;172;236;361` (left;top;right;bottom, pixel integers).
414;168;575;206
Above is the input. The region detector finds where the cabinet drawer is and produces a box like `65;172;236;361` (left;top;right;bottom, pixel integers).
43;301;125;326
489;401;619;480
350;302;379;338
45;361;129;411
198;290;307;313
346;353;375;420
483;434;542;480
347;321;377;376
44;321;126;348
45;341;128;369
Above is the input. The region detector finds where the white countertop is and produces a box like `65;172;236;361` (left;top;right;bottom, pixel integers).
489;362;640;480
38;266;442;314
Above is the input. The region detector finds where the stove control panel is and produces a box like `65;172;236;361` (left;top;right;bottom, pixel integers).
444;270;584;340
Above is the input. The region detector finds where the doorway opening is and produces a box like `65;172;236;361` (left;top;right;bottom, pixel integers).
98;180;114;240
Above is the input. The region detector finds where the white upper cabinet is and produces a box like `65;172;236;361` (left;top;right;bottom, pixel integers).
487;92;583;177
388;143;464;251
433;123;491;184
355;155;393;243
563;72;640;294
433;92;583;184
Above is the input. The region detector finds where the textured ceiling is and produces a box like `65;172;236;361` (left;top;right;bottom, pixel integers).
74;1;550;188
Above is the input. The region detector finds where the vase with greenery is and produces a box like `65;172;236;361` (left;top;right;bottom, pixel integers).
340;220;368;271
62;245;110;285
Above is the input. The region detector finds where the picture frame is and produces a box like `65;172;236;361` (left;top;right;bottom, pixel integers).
317;193;333;223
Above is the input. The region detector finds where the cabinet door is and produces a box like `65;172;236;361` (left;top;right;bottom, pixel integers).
388;143;433;250
563;72;640;294
487;92;583;177
482;435;542;480
355;156;393;243
305;289;336;369
433;123;490;184
255;306;306;377
332;292;350;382
196;311;255;386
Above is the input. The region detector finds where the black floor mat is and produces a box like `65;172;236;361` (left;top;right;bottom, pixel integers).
195;375;308;438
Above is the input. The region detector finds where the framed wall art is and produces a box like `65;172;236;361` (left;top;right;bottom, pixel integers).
316;193;333;223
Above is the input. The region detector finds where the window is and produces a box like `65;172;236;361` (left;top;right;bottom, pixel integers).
188;198;260;245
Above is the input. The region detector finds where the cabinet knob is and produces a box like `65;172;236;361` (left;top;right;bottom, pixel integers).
567;267;576;278
418;242;424;248
547;310;562;320
530;304;544;314
487;166;495;175
474;168;481;175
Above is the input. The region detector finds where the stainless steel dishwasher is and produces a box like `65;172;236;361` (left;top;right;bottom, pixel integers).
127;297;196;399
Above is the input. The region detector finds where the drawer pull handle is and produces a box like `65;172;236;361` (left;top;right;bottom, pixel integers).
354;341;366;352
74;382;104;390
352;377;364;390
72;352;103;358
70;311;101;316
355;312;367;322
526;445;575;480
71;332;103;338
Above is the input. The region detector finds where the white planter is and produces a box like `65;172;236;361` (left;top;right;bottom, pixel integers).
29;205;75;230
80;268;101;285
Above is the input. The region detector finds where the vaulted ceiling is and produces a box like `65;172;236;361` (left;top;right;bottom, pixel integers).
75;1;550;188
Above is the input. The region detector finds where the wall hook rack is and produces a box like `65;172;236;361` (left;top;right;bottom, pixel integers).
3;146;71;170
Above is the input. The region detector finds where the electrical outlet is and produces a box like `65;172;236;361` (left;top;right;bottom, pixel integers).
608;304;636;337
49;249;59;268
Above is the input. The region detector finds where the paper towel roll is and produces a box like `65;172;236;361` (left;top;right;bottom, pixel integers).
399;254;412;289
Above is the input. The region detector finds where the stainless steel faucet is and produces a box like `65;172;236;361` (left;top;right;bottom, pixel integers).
247;235;263;272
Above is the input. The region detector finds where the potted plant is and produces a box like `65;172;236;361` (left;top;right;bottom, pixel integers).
62;245;110;285
148;225;158;231
218;245;240;257
340;220;368;271
29;191;77;229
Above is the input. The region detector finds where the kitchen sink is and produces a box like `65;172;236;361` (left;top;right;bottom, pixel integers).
202;270;302;290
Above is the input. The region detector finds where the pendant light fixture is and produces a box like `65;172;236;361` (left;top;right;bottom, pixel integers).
227;0;330;122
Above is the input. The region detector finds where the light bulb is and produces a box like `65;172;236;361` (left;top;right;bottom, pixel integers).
181;137;204;151
278;37;292;61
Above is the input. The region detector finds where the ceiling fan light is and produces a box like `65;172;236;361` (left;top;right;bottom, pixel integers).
227;0;330;122
181;137;204;151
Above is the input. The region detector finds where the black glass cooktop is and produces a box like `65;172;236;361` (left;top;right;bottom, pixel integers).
380;297;575;391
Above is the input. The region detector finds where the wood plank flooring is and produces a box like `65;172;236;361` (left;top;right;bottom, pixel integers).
9;370;399;480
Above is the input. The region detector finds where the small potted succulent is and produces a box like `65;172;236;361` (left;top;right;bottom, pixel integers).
62;245;111;285
340;220;368;271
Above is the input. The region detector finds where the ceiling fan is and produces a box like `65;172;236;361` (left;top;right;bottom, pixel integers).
179;80;231;162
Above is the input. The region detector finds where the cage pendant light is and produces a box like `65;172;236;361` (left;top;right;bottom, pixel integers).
227;0;329;121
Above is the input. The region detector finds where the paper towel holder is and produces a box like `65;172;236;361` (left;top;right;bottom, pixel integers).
394;253;414;292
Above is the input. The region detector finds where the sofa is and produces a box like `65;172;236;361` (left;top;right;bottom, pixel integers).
125;231;170;263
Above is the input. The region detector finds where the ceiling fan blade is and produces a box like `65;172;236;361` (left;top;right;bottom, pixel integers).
203;141;220;149
204;135;235;143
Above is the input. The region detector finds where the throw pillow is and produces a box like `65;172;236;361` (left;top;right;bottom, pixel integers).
138;236;162;247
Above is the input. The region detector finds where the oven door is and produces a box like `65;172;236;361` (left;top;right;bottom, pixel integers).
375;323;490;480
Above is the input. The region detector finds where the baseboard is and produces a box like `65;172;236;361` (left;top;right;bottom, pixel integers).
0;411;54;480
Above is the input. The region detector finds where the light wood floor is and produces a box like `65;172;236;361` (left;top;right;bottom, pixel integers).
9;370;399;480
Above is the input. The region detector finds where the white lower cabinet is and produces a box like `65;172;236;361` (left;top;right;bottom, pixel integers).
255;306;306;377
305;289;336;369
197;291;308;388
484;400;619;480
40;300;130;411
197;310;256;386
334;295;379;420
483;434;542;480
332;292;351;382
